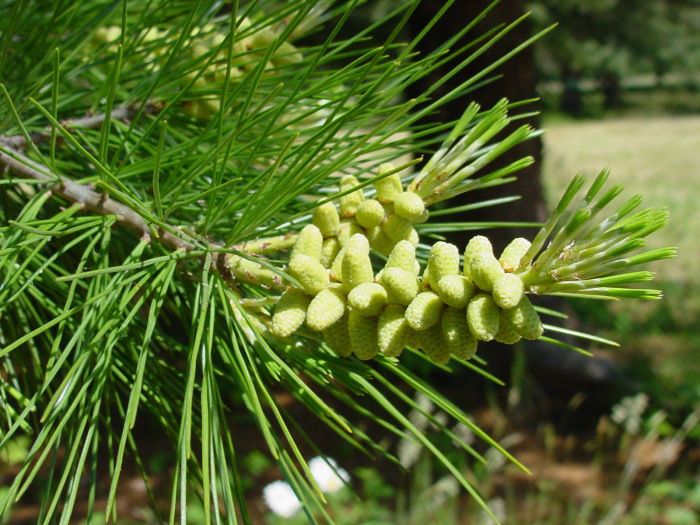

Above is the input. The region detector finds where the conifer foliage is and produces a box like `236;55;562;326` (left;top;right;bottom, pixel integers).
0;1;674;522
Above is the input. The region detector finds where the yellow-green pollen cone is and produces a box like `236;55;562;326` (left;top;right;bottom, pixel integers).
499;237;531;272
355;199;385;229
503;296;543;340
492;273;525;309
273;200;565;364
341;234;374;292
386;240;419;274
378;304;410;357
227;255;280;288
321;237;340;268
291;224;323;261
382;213;414;243
426;241;460;289
466;293;500;341
495;309;522;344
374;162;403;204
366;226;394;256
312;202;340;238
272;288;311;337
405;291;444;331
339;174;364;218
441;306;478;360
323;313;352;357
381;267;419;306
288;254;329;295
337;220;364;247
463;235;493;279
306;286;346;332
435;274;475;309
348;282;388;316
393;191;426;222
469;251;505;292
330;247;346;280
348;309;379;360
416;324;451;364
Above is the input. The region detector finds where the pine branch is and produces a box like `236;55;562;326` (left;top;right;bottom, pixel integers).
0;146;190;249
0;105;142;150
0;3;677;523
0;145;288;290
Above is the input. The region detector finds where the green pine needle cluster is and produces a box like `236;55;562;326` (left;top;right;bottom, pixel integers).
517;170;676;300
0;1;674;524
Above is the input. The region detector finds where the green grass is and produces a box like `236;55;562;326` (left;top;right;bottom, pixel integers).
541;114;700;409
542;114;699;283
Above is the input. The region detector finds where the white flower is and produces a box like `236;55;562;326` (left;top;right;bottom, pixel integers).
262;480;301;518
308;456;350;494
262;457;349;517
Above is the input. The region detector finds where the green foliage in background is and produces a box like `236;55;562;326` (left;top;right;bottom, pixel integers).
529;0;700;81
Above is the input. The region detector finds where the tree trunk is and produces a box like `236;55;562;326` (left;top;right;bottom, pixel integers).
408;0;547;251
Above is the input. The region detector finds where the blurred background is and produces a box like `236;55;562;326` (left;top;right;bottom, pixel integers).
2;1;698;523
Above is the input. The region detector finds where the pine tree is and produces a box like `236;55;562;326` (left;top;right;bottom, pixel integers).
0;1;675;523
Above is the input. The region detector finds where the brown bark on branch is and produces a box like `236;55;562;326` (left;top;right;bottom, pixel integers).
0;104;295;292
0;105;148;150
0;148;192;250
0;146;286;290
